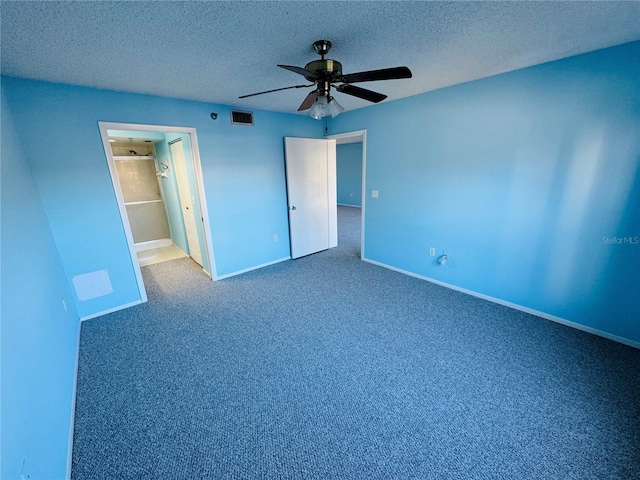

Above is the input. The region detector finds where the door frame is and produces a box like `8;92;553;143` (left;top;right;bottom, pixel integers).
324;129;367;259
99;121;217;302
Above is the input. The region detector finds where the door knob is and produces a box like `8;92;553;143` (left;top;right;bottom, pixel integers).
291;206;296;210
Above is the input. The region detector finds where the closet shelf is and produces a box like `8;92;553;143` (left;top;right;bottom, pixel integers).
113;155;156;161
124;199;163;206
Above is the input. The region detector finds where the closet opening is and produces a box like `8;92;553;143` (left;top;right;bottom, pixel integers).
99;122;216;303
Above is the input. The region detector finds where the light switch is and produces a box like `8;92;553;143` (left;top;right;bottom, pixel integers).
371;190;379;198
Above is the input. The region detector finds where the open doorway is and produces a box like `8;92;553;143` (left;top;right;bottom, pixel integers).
325;130;366;259
107;133;182;267
99;122;216;302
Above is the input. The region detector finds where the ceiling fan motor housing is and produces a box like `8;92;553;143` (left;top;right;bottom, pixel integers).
304;59;343;82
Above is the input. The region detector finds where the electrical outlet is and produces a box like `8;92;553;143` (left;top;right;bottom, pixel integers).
429;247;435;256
273;235;278;242
371;190;379;198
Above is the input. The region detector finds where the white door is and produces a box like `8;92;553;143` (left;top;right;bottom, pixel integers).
284;137;337;259
170;140;203;266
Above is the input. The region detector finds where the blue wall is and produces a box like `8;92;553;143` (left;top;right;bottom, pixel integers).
1;78;319;318
1;91;80;479
337;143;363;206
330;41;640;344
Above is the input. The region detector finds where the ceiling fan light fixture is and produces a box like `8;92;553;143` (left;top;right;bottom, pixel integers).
309;95;329;119
327;96;344;118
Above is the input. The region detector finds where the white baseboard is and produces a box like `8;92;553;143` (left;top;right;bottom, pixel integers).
135;238;172;252
337;203;362;208
215;257;290;280
66;321;82;479
362;258;640;349
80;299;144;321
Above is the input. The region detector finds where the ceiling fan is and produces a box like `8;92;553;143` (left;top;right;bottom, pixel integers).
239;40;412;119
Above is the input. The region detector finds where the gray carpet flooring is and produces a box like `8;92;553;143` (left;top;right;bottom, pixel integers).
72;206;640;479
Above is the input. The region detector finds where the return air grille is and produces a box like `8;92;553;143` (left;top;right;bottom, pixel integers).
231;110;254;125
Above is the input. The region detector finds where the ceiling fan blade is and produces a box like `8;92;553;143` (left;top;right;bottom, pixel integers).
336;84;387;103
239;84;311;99
340;66;412;84
298;90;318;111
278;64;320;81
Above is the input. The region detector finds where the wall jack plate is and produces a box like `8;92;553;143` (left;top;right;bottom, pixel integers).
429;247;436;256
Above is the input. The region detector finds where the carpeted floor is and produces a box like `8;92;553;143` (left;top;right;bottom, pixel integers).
72;206;640;479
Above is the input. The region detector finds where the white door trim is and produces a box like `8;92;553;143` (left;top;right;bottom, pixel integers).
324;129;367;259
98;122;217;305
98;123;147;302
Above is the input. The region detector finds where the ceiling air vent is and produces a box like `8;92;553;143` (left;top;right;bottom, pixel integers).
231;110;254;126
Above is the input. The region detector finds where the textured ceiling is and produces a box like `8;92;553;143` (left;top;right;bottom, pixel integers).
2;1;639;114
